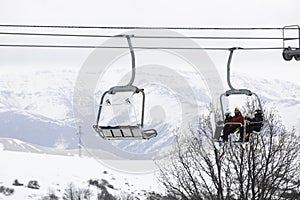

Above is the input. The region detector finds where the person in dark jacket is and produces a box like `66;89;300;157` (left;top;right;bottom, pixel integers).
245;110;264;141
222;109;232;136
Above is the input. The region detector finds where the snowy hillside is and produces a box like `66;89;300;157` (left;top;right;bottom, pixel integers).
0;149;160;199
0;68;77;148
232;73;300;131
0;138;121;159
0;68;299;157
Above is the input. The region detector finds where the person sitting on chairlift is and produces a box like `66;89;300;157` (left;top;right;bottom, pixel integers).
224;108;232;126
245;110;264;141
221;107;244;142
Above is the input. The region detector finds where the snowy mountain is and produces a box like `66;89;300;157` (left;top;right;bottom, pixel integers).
0;69;77;148
0;68;299;159
231;73;300;131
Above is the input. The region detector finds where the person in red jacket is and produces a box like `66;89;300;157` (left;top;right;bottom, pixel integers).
221;107;244;142
231;107;244;125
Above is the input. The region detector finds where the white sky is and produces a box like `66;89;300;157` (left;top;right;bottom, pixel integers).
0;0;299;26
0;0;300;85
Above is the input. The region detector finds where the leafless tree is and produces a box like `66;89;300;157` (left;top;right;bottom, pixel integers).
158;108;300;200
63;183;91;200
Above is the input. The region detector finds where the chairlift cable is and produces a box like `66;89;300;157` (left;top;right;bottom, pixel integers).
0;44;287;50
0;24;298;30
0;31;297;40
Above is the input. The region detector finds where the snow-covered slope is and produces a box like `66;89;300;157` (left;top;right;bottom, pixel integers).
0;68;77;148
231;73;300;131
0;149;159;199
0;138;44;153
0;138;121;159
0;69;74;121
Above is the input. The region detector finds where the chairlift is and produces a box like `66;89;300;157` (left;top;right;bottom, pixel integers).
282;25;300;61
214;48;264;144
93;35;158;140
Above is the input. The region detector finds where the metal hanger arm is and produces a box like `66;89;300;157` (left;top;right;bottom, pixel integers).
227;47;243;90
125;35;136;86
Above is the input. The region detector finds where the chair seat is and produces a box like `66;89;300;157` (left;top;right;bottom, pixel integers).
93;125;157;140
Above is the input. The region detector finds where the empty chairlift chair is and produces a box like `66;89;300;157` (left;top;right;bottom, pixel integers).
93;35;157;140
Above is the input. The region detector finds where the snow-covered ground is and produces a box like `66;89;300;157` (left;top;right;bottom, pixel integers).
0;148;161;199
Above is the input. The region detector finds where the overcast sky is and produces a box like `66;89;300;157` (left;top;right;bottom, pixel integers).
0;0;300;84
1;0;299;27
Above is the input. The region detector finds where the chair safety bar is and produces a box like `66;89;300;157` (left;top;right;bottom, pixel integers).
95;89;146;129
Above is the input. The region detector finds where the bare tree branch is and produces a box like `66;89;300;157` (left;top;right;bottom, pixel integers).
157;105;300;200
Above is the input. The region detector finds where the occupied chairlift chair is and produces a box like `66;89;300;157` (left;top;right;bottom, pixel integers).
215;47;264;143
93;35;158;140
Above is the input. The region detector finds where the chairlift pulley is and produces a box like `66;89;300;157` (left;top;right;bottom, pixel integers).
282;25;300;61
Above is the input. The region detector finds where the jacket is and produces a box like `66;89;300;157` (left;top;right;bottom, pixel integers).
230;113;244;126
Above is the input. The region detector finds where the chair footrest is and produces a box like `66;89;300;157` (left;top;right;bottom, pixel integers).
93;125;157;140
